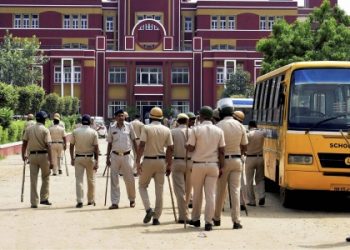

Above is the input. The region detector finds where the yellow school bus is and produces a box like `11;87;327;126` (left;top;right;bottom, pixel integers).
253;61;350;207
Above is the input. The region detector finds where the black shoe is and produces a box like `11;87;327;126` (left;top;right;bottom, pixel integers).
40;200;52;205
247;203;256;206
233;222;243;229
205;223;212;231
143;208;154;224
76;202;83;208
133;173;138;177
346;236;350;242
189;220;201;227
130;201;135;208
240;205;246;211
53;173;57;176
188;202;193;209
259;197;265;206
31;205;38;208
58;170;63;175
109;204;119;209
87;201;96;206
152;218;160;225
213;219;221;226
177;220;185;224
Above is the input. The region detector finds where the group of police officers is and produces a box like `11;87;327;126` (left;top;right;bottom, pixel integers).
21;100;266;232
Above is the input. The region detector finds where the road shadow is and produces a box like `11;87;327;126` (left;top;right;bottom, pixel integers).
299;241;349;249
92;220;175;230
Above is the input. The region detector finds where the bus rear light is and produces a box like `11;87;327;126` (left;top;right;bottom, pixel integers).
288;154;313;165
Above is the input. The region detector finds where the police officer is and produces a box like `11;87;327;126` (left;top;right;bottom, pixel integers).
22;111;53;208
187;112;196;128
70;114;99;208
245;120;266;206
213;101;248;229
24;113;36;131
130;114;144;175
187;106;225;231
212;108;221;124
53;113;65;129
171;113;192;223
136;107;174;225
106;109;137;209
49;113;67;175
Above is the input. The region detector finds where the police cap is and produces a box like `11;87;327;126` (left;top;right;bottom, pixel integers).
177;113;189;120
82;114;91;125
36;111;48;120
149;107;163;120
114;109;124;116
199;106;213;119
186;112;196;119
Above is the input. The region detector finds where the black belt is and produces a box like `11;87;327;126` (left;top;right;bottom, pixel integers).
75;154;93;157
51;141;63;144
246;154;263;157
225;155;241;159
135;138;140;140
193;161;217;164
144;156;166;159
30;150;47;154
174;157;191;160
112;150;131;156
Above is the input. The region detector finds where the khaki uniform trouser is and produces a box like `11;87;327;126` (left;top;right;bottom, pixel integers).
110;153;135;205
74;157;96;203
28;154;50;206
191;163;219;224
245;156;265;204
172;159;192;221
138;159;166;219
214;158;242;224
240;160;247;204
51;143;63;174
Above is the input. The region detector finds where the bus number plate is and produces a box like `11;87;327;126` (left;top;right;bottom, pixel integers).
331;185;350;192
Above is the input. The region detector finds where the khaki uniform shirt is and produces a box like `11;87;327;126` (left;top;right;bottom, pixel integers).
49;124;66;142
71;125;98;154
107;122;136;152
23;123;51;151
24;120;36;130
187;120;225;162
130;119;144;139
171;125;192;158
247;128;266;155
140;121;173;156
216;117;248;155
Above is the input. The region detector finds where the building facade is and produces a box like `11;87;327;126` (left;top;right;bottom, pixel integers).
0;0;337;119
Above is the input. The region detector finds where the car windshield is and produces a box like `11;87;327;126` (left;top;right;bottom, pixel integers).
288;68;350;131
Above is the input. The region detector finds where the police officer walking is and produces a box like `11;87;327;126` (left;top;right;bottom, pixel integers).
130;114;144;175
245;120;266;206
213;101;248;229
49;113;67;175
70;114;99;208
22;111;53;208
187;106;225;231
106;109;137;209
171;113;192;223
136;107;174;225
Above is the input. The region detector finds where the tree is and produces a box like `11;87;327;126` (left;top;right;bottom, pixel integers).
62;96;72;116
41;93;60;116
71;97;80;115
16;86;32;115
221;69;253;98
0;31;48;86
256;0;350;74
0;82;18;110
27;84;45;114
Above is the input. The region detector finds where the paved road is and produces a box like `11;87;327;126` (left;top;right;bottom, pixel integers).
1;139;350;249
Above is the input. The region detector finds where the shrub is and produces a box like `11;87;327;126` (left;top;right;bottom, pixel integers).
41;93;60;116
0;108;13;129
27;84;45;114
1;127;9;144
16;86;32;115
0;82;18;110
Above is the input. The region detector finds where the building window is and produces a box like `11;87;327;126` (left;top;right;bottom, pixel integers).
109;67;127;84
172;101;189;114
14;15;21;28
268;16;275;30
23;14;30;28
106;16;114;31
136;67;162;85
228;16;235;30
107;42;115;50
64;15;70;29
220;16;226;29
54;66;81;83
63;43;88;49
136;15;162;30
172;68;189;84
184;17;192;32
72;15;79;29
211;16;218;30
108;101;127;118
81;15;88;29
211;44;235;50
260;16;267;30
183;42;192;51
32;14;39;28
217;67;234;84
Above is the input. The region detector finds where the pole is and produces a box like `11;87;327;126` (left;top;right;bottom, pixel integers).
167;175;177;222
21;160;26;202
102;164;108;177
184;126;189;229
64;151;69;176
104;165;110;206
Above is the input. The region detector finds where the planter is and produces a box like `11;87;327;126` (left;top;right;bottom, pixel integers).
0;141;23;158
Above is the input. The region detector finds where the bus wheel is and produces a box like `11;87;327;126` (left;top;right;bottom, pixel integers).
280;187;294;208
